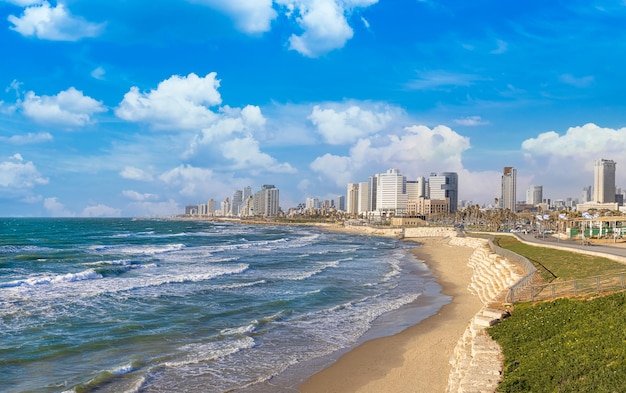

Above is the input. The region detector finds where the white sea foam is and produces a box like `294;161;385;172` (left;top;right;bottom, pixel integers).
89;243;185;256
1;269;103;288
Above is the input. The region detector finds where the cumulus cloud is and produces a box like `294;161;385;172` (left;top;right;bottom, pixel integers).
193;0;277;33
120;166;154;182
189;104;267;149
0;153;48;189
8;1;104;41
116;72;222;130
521;123;626;197
159;164;217;197
220;135;297;173
81;204;122;217
1;132;53;144
310;124;471;187
277;0;378;57
308;104;397;145
43;197;75;217
521;123;626;158
21;87;106;126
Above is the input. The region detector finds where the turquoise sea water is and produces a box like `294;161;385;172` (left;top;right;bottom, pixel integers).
0;218;446;393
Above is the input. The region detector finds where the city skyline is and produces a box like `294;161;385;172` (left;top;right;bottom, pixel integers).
2;2;626;217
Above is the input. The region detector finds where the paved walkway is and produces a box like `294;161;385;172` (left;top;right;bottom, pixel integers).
514;232;626;263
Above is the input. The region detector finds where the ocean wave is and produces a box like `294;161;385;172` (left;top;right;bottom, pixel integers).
0;245;57;254
165;336;256;368
0;269;103;288
88;243;185;256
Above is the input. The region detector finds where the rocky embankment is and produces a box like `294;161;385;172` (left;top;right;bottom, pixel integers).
446;237;523;393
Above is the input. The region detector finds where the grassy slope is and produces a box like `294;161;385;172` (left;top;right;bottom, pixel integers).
489;293;626;392
487;236;626;392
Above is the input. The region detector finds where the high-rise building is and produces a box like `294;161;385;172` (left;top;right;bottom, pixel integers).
406;176;426;202
581;186;592;203
358;182;369;214
305;197;319;209
253;185;280;217
428;172;458;213
593;159;616;203
526;185;543;206
368;175;378;212
376;168;407;213
346;183;359;216
335;195;345;211
501;166;517;211
208;198;216;216
231;190;243;216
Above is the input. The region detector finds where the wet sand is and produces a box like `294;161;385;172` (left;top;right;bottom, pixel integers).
298;237;484;393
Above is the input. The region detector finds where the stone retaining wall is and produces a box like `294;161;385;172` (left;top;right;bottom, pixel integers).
446;238;523;393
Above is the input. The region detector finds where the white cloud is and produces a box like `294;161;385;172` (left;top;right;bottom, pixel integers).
91;66;106;80
310;124;471;187
454;116;489;126
8;1;104;41
193;0;277;33
521;124;626;198
310;152;354;187
190;104;266;147
277;0;378;57
521;123;626;158
406;70;487;90
116;72;222;130
21;87;106;126
559;73;595;88
159;164;217;197
122;189;157;201
43;197;75;217
81;204;122;217
120;166;154;182
0;132;53;144
308;104;397;145
0;154;48;189
490;39;508;54
220;136;297;173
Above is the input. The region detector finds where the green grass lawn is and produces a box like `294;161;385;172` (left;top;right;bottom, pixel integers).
493;236;626;282
489;292;626;392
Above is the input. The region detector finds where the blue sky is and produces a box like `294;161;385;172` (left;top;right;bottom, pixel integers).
1;0;626;217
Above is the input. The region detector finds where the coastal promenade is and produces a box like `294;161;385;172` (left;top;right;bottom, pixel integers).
515;232;626;264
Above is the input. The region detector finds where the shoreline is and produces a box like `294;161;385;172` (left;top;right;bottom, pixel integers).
298;236;484;393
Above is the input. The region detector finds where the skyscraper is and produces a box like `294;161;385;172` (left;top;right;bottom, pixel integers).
346;183;359;216
501;167;517;211
526;185;543;206
368;174;378;212
357;181;369;215
428;172;458;213
593;159;616;203
376;168;407;213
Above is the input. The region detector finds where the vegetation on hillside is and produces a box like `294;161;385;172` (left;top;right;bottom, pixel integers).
489;292;626;392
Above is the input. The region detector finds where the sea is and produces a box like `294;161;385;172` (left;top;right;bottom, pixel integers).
0;218;449;393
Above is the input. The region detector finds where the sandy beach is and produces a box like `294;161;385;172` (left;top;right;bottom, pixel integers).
299;236;485;393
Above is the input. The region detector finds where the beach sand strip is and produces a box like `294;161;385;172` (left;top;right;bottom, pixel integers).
298;237;484;393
